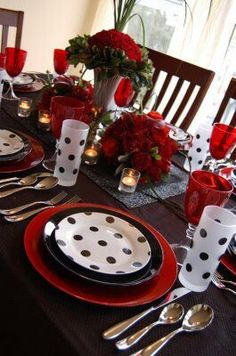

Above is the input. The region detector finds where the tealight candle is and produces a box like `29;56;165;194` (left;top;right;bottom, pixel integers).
82;141;101;165
118;168;140;193
37;110;51;131
17;97;32;118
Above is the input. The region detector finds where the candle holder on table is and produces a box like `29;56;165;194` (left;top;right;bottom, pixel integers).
118;168;140;193
37;110;51;131
17;97;32;118
82;141;102;165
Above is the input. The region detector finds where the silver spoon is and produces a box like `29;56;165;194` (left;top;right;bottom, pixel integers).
131;304;214;356
0;176;37;190
116;303;184;350
0;177;58;198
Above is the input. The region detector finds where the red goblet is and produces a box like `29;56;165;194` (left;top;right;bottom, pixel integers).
42;96;85;171
209;123;236;171
114;78;135;108
53;49;69;76
173;170;233;264
4;47;27;100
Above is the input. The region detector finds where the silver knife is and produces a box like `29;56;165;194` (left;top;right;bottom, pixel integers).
102;287;190;340
0;172;52;185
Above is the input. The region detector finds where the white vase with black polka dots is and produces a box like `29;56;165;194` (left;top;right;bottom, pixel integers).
179;205;236;292
184;123;211;172
54;119;89;186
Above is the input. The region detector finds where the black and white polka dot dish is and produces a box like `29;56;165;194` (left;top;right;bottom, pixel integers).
43;206;163;286
53;212;151;275
0;130;24;157
0;131;32;163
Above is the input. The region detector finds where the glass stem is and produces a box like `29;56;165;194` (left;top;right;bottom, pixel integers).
186;223;196;241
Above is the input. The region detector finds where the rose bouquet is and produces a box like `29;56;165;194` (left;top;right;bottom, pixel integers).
101;112;178;183
66;29;153;90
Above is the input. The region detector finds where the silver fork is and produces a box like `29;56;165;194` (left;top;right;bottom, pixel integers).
0;191;67;215
4;195;81;222
214;271;236;287
211;274;236;295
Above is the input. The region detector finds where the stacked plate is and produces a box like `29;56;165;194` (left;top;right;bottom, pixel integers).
168;125;192;149
0;129;32;164
0;129;45;174
43;206;163;287
24;203;178;306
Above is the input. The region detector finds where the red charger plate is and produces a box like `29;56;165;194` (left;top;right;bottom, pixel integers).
221;252;236;275
0;132;44;174
24;203;178;307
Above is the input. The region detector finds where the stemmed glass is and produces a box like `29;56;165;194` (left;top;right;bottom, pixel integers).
209;123;236;172
53;49;69;76
4;47;27;100
114;78;136;110
173;170;233;264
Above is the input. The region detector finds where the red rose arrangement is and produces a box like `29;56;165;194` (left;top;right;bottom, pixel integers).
66;29;153;90
38;76;96;126
101;112;178;183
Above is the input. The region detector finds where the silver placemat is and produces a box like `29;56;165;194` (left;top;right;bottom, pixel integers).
80;163;188;208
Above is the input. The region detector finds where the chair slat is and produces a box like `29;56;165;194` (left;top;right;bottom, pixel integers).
152;73;172;111
171;83;196;126
163;78;184;117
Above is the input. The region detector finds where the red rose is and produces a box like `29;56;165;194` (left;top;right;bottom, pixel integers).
101;137;119;163
147;111;164;121
132;152;152;172
88;29;142;62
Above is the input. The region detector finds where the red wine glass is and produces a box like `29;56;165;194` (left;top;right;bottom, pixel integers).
173;170;233;264
209;123;236;171
4;47;27;100
42;96;85;171
53;49;69;76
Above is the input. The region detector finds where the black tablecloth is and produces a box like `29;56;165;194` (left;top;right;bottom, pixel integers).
0;90;235;356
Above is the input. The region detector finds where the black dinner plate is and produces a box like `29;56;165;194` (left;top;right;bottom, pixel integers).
43;206;163;287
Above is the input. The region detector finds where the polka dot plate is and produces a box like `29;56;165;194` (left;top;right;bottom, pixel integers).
24;203;177;307
0;131;45;174
0;129;24;156
43;206;163;286
0;130;32;163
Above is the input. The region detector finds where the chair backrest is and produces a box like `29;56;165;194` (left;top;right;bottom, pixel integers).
0;8;24;52
213;77;236;127
143;48;215;132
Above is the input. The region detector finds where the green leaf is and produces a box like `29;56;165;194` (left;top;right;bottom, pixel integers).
151;147;161;160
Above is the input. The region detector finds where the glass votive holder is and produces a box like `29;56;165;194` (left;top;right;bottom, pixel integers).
118;168;140;193
17;97;32;118
37;110;51;131
82;141;102;165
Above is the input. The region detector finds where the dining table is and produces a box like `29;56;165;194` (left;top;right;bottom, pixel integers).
0;77;235;356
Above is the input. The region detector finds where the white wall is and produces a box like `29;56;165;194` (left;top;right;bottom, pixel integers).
0;0;99;72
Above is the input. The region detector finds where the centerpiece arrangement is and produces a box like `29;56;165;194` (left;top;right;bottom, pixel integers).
66;28;153;112
101;112;178;183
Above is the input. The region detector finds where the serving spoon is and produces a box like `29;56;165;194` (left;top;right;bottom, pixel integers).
0;175;37;190
116;303;184;350
131;304;214;356
0;177;58;198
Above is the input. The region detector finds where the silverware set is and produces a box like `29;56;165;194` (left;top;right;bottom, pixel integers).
211;272;236;295
103;300;214;355
0;172;82;222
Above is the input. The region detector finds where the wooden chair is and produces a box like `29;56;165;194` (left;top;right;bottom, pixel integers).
0;8;24;52
143;48;215;132
213;77;236;127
